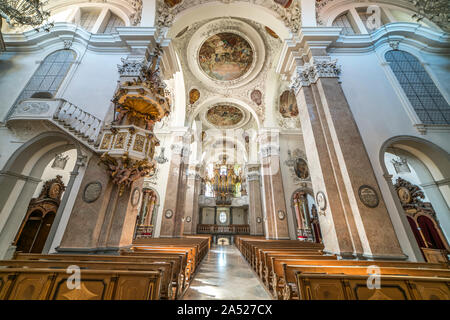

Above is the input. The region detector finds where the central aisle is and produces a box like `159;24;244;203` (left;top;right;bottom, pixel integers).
182;244;272;300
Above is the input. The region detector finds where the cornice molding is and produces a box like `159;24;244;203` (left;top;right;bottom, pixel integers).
2;22;159;53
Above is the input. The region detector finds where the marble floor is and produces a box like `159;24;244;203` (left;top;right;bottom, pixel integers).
182;244;272;300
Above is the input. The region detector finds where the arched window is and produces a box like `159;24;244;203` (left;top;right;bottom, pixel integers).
385;50;450;125
332;12;356;35
79;9;100;32
100;13;125;33
12;50;76;108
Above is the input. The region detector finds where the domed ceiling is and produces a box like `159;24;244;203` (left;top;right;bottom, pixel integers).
206;105;244;127
198;33;254;81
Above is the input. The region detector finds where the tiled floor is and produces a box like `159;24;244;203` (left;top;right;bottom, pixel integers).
182;244;272;300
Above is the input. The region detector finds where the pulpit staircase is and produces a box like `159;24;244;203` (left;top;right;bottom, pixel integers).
6;98;104;151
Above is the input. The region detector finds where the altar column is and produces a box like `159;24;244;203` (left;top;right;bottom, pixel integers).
183;164;201;235
160;132;189;237
290;36;405;259
58;154;143;253
259;131;290;239
246;164;264;235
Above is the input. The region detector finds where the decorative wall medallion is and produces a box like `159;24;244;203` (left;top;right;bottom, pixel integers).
83;182;102;203
279;90;299;118
294;158;309;180
100;133;113;150
397;186;412;205
189;88;200;104
250;89;262;106
256;217;262;223
165;209;173;219
316;191;327;211
359;185;379;208
198;33;254;81
131;187;140;206
186;216;191;223
133;134;146;152
277;210;285;220
393;177;425;211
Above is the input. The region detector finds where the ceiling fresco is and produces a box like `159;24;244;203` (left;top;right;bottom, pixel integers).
198;33;253;81
206;105;244;127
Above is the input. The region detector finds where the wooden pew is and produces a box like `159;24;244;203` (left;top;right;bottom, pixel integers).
264;254;338;294
280;260;450;300
257;249;325;277
0;259;175;300
0;268;161;300
8;237;210;300
235;237;450;300
16;252;187;299
294;272;450;300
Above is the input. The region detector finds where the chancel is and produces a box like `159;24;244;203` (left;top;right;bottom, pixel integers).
0;0;449;301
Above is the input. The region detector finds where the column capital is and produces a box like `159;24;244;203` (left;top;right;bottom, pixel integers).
291;56;341;91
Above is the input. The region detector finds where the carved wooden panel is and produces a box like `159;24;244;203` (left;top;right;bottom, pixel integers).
309;280;346;300
414;281;450;300
350;280;410;300
8;273;49;300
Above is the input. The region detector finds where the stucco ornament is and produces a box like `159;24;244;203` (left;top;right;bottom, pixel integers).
291;57;341;92
156;0;301;34
128;0;143;26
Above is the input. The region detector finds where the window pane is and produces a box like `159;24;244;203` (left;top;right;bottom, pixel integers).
332;13;356;35
8;50;76;117
385;50;450;125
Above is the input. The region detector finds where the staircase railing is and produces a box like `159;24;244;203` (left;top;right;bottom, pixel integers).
7;98;103;149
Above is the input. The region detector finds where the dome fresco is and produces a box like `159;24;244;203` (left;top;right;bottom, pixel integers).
198;33;253;81
206;105;244;127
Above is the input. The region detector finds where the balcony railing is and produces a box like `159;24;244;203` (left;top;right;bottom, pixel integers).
197;224;250;235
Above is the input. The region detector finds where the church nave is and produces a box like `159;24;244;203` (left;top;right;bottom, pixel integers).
182;244;271;300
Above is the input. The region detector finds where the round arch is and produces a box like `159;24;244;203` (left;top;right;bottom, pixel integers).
47;0;133;26
322;0;440;31
0;131;87;259
166;2;291;40
188;97;262;129
379;136;450;183
379;135;450;262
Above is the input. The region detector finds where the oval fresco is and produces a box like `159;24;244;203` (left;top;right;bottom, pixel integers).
206;105;244;127
279;90;299;118
198;33;253;81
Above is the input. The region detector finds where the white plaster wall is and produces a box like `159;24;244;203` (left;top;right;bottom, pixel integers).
0;51;45;120
279;133;305;240
61;51;126;120
49;153;90;253
232;207;245;224
32;149;77;198
149;133;172;237
201;207;215;225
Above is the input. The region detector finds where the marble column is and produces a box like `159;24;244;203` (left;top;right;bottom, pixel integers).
259;131;290;239
58;154;143;253
159;134;189;237
246;164;264;235
291;44;405;259
183;165;201;235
